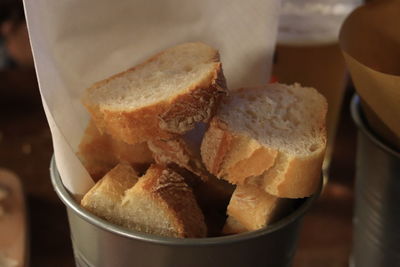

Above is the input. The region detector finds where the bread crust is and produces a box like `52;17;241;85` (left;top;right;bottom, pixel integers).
138;165;207;238
81;163;139;224
83;44;227;145
159;66;227;134
82;164;207;238
200;84;327;198
227;184;285;231
262;148;325;198
200;118;234;176
148;136;235;236
77;120;153;180
201;117;278;184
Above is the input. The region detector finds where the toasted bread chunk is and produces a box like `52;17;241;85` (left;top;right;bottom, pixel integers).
81;163;139;224
201;83;327;198
77;120;153;180
121;164;207;237
83;42;227;144
81;164;207;238
226;185;291;231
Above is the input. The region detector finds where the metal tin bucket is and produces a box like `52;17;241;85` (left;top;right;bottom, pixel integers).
350;95;400;267
50;158;321;267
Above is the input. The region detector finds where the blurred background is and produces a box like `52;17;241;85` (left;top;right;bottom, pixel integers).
0;0;369;266
0;0;73;266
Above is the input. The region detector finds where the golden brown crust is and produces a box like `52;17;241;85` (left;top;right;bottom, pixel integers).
227;184;282;231
77;120;153;180
200;84;327;198
225;147;277;184
261;118;327;198
201;118;278;185
82;47;228;145
221;136;278;185
142;165;207;238
159;64;227;133
263;148;325;198
85;102;174;145
200;118;234;176
154;162;234;237
81;163;139;223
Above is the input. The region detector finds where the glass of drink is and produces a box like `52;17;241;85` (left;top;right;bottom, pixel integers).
273;0;362;177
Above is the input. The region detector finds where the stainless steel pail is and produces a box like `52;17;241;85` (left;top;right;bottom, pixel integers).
50;158;320;267
351;95;400;266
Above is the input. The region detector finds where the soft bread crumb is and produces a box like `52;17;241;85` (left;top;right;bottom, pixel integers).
82;42;227;144
201;83;327;198
81;164;207;238
81;163;139;225
85;43;219;110
122;165;207;238
218;84;326;155
227;184;289;231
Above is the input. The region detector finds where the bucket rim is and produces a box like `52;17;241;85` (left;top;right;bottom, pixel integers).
50;156;321;246
351;95;400;158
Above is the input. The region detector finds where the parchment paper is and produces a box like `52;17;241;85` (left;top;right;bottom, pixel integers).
23;0;281;196
339;0;400;149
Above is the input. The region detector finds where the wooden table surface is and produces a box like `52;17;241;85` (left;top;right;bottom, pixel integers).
0;68;356;267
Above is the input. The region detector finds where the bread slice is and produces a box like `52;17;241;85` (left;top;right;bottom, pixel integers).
201;83;327;198
154;162;233;237
81;163;139;224
77;120;153;180
82;164;207;238
120;164;207;238
226;184;291;231
82;42;227;144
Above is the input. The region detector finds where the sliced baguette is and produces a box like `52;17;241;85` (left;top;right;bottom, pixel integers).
83;42;227;144
226;184;291;231
81;163;139;224
77;120;153;180
82;163;207;238
121;164;207;238
201;83;327;198
160;162;234;236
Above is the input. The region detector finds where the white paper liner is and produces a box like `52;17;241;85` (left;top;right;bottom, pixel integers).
23;0;281;196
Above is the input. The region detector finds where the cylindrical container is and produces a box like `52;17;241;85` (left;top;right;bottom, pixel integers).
51;158;320;267
351;95;400;267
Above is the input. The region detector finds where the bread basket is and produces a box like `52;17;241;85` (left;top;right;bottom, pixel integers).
51;157;321;267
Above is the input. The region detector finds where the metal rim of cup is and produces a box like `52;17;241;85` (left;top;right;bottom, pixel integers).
351;95;400;157
50;156;321;246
